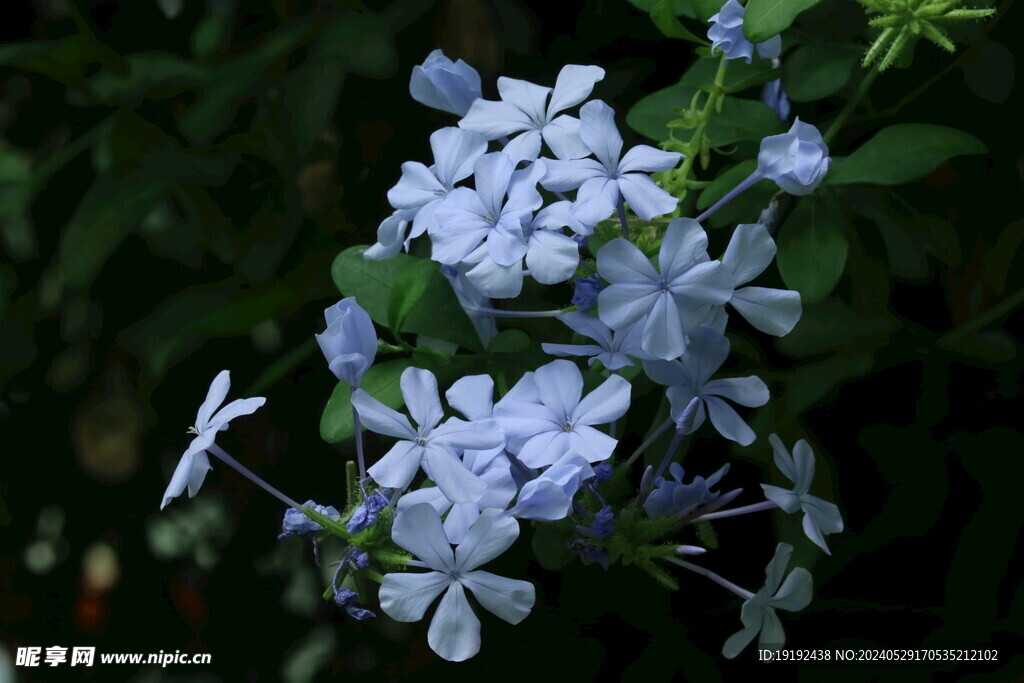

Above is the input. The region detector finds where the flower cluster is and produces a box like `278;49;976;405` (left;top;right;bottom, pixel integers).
157;2;845;663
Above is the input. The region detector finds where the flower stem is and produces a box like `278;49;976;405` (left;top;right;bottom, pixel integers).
623;418;674;470
823;66;879;146
352;405;367;479
665;56;730;196
616;193;630;240
693;170;763;224
692;500;778;522
469;305;567;318
207;443;302;509
662;557;755;600
937;285;1024;348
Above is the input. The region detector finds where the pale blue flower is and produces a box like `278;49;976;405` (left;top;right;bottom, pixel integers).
459;64;605;162
762;435;844;554
494;359;630;468
279;500;341;538
410;49;482;116
643;326;769;445
708;0;782;63
386;127;487;242
541;100;681;225
643;463;733;520
379;504;535;662
762;78;790;121
430;152;545;298
722;543;813;659
352;368;505;504
315;298;377;387
542;312;652;370
510;451;594;521
161;370;265;509
757;118;831;196
364;209;416;260
596;218;733;360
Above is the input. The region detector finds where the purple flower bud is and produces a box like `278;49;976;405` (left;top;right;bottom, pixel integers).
315;298;377;387
409;49;482;116
571;275;603;312
278;501;340;539
348;549;370;571
592;462;613;482
334;587;376;620
756;118;831;196
591;506;615;539
345;489;392;534
761;78;790;122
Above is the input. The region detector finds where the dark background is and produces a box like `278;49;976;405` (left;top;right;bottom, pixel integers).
0;0;1021;681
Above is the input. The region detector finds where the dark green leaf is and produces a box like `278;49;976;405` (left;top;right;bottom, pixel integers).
695;159;777;228
776;192;848;303
531;525;573;571
743;0;824;43
781;43;859;102
387;258;438;333
650;0;709;43
706;97;783;147
962;40;1014;104
87;52;207;104
320;359;413;443
827;124;987;186
488;329;531;354
331;246;482;351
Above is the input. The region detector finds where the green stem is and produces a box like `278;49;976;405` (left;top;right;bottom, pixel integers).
823;66;879;146
937;286;1024;348
669;56;730;192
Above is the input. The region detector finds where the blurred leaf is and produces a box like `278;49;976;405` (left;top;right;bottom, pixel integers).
777;299;898;357
962;40;1014;104
0;146;37;261
180;24;311;146
776;191;848;303
331;12;397;78
781;43;859;102
87;52;208;104
320;359;413;443
331;246;482;351
827;124;987;186
156;0;185;20
191;2;234;59
488;329;531;354
532;524;573;571
983;219;1024;294
650;0;709;43
743;0;824;43
0;35;98;86
57;171;172;289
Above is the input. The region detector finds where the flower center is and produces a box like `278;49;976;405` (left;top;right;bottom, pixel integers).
657;277;671;292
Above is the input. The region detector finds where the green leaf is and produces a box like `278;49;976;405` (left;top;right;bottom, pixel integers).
387;258;438;333
650;0;709;43
531;525;573;571
827;124;987;186
962;40;1014;104
320;359;413;443
706;97;783;147
488;329;531;354
743;0;824;43
87;52;208;104
781;43;859;102
695;159;777;227
776;192;848;303
331;246;482;351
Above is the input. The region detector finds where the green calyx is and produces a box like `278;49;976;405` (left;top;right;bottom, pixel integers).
858;0;996;71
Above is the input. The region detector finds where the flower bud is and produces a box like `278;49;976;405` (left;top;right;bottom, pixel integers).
315;298;377;387
756;118;831;196
409;49;482;116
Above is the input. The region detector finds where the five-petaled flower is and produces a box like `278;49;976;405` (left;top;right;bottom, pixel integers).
379;504;535;662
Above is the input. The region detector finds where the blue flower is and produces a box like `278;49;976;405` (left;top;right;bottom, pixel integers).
161;371;265;509
722;543;813;659
643;326;769;445
588;506;615;539
708;0;781;64
365;209;416;260
352;367;505;503
430;152;546;298
494;359;630;468
315;298;377;387
510;451;595;521
571;275;603;312
346;488;392;534
542;312;652;371
643;463;733;520
596;218;733;360
713;223;802;336
459;65;605;162
541;100;682;225
279;500;341;538
757;118;831;196
761;435;844;554
762;78;791;121
410;49;482;116
333;587;377;621
379;504;535;662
